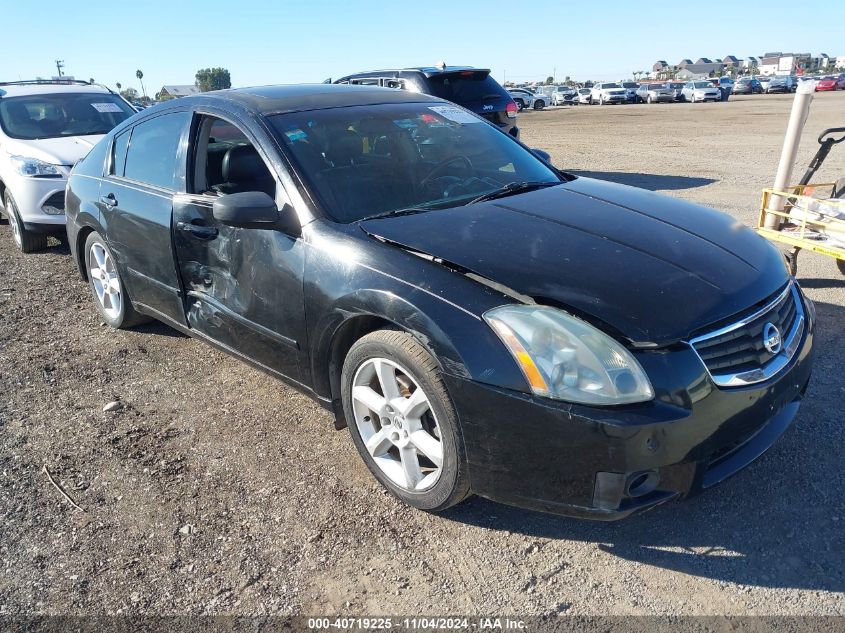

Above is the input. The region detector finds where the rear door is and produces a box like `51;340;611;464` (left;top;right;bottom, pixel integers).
100;109;192;325
171;111;306;381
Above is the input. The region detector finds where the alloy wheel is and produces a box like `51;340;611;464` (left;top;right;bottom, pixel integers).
351;357;443;492
88;242;122;319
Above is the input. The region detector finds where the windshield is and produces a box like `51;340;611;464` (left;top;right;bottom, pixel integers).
0;93;134;140
579;89;590;94
601;83;621;89
272;102;560;223
648;84;663;90
668;83;684;89
693;82;712;89
622;83;638;89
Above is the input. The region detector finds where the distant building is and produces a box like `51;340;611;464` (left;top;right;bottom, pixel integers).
722;55;741;66
157;85;201;99
695;57;713;64
759;53;812;76
678;59;693;68
652;60;668;73
836;56;845;69
676;62;725;80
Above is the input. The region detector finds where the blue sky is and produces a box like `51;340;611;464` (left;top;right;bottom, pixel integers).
1;0;841;94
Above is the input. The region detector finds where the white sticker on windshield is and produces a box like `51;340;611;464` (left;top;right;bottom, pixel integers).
427;105;481;124
91;102;124;113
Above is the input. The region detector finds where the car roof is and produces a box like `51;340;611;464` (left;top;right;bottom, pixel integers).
175;83;444;116
0;81;115;98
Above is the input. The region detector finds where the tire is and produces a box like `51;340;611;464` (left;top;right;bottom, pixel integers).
514;99;524;112
3;191;49;253
533;99;545;110
599;96;605;105
341;329;471;513
83;231;149;329
837;259;845;276
647;95;653;104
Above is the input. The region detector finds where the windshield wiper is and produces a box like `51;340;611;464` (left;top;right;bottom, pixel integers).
466;181;558;205
360;205;440;221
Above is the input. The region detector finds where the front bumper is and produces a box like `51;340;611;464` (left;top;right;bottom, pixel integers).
447;296;815;520
1;170;68;227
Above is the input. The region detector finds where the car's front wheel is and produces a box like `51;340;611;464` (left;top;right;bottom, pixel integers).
3;191;49;253
84;231;149;329
342;330;470;512
533;99;545;110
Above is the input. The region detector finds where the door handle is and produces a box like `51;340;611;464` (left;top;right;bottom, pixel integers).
177;221;218;240
100;193;118;208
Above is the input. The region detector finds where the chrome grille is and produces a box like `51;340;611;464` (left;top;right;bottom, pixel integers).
689;283;805;387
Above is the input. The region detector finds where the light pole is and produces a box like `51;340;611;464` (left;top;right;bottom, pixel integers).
55;60;64;77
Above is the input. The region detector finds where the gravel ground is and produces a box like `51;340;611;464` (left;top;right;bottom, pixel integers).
1;92;844;618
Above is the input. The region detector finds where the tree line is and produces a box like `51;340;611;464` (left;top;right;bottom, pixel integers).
117;68;232;103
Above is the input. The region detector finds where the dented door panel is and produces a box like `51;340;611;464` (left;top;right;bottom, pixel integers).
173;195;306;381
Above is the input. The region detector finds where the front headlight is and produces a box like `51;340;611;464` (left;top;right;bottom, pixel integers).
10;155;61;178
484;305;654;405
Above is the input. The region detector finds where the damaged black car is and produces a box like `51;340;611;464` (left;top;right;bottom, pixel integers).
65;84;815;520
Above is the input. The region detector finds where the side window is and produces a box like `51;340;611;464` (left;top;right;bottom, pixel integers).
192;116;276;198
123;111;191;190
350;77;381;86
110;129;130;177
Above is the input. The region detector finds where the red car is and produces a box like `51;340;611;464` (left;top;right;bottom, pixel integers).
815;75;844;91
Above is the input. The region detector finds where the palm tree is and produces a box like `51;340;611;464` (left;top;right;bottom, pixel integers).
136;70;146;98
116;82;122;91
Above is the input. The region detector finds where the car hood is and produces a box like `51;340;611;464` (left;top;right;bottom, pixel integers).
359;177;788;346
2;135;103;167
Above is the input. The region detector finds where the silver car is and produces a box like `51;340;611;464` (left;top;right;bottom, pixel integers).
681;80;721;103
635;83;674;104
665;82;685;101
551;86;578;105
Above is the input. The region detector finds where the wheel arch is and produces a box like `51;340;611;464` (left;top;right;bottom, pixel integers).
312;290;476;430
72;209;106;282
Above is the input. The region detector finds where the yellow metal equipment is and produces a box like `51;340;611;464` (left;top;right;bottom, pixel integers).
756;127;845;276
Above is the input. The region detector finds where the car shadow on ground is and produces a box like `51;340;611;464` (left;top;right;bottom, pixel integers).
569;170;716;191
442;299;844;594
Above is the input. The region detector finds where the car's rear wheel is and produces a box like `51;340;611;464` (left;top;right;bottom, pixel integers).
533;99;545;110
3;191;49;253
647;95;653;104
342;330;470;512
84;231;149;329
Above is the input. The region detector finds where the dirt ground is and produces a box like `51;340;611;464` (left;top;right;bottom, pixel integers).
1;92;844;618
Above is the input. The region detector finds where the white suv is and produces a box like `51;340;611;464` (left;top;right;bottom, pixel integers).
0;80;135;251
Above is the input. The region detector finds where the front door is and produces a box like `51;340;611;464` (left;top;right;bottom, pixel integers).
173;113;306;381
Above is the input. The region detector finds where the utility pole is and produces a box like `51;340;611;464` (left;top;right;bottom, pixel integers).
55;60;65;77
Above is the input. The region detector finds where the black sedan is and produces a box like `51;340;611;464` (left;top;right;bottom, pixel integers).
65;85;815;520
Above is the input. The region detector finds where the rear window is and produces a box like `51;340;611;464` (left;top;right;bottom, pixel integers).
0;92;134;140
425;72;507;104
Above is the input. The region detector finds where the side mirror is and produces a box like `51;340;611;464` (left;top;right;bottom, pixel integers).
531;148;552;163
212;191;280;229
